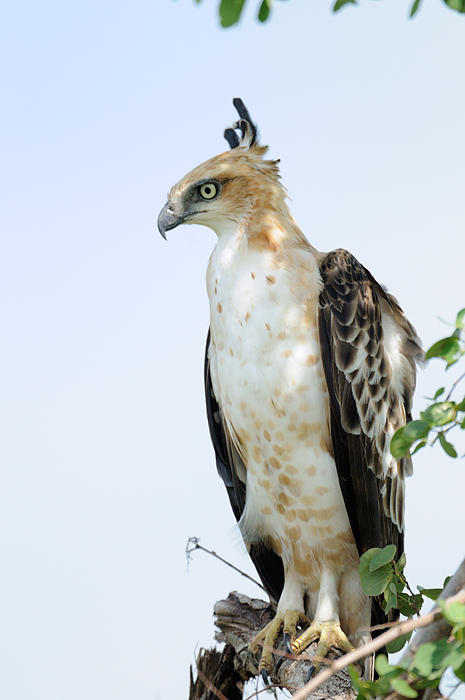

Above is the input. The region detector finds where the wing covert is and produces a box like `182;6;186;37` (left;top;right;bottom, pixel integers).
318;249;422;545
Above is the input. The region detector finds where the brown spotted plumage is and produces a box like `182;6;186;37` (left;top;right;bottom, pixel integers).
158;99;423;678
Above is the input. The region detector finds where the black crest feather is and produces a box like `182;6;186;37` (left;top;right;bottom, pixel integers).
223;98;258;150
224;127;240;149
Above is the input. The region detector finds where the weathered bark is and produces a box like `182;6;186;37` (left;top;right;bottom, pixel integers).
189;644;243;700
187;591;356;699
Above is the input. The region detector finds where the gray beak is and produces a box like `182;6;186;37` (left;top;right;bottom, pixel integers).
157;202;184;240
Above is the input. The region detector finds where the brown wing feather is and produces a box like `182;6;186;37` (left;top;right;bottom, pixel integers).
318;249;422;627
319;249;422;532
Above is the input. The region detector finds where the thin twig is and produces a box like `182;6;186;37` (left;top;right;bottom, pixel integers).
291;589;465;700
186;537;268;595
446;370;465;401
393;562;418;605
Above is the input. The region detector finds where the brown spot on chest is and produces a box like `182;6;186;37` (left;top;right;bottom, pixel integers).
269;456;282;470
278;491;295;507
217;302;222;313
296;422;319;440
286;525;301;541
285;464;298;475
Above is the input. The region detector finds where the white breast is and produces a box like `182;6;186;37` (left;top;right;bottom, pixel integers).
207;227;355;583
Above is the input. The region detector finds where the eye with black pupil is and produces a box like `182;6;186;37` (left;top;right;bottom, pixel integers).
200;182;217;200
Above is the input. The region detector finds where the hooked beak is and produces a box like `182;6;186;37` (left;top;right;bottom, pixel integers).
157;202;184;240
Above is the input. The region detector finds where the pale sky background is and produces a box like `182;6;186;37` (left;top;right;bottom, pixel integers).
1;1;465;699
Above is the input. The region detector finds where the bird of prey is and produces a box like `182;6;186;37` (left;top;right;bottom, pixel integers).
158;99;422;678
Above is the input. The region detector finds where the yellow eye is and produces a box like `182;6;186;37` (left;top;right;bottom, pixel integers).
199;182;217;200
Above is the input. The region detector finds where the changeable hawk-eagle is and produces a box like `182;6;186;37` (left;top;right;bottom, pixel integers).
158;99;422;678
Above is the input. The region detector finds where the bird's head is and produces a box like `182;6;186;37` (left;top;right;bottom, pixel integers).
157;99;284;240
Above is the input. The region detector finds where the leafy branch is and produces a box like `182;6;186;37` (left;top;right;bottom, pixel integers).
190;0;465;29
391;308;465;462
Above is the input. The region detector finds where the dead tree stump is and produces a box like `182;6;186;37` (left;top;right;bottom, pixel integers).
189;591;355;699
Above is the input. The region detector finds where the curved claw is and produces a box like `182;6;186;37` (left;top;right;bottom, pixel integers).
275;655;286;675
260;668;271;687
283;631;293;654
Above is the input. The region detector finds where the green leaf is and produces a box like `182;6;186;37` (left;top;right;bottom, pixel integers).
444;0;465;16
414;642;435;676
413;638;465;679
409;0;423;15
404;420;431;440
391;677;418;697
418;586;442;601
390;427;413;458
397;552;407;571
219;0;246;26
348;665;363;690
257;0;270;21
375;654;390;675
369;544;396;571
438;431;458;458
441;600;465;624
456;308;465;328
411;440;427;455
333;0;357;12
359;549;393;595
397;592;423;616
423;401;456;426
375;653;400;677
456;396;465;411
385;590;398;614
454;660;465;682
425;336;461;366
391;420;431;458
433;387;445;400
386;631;412;653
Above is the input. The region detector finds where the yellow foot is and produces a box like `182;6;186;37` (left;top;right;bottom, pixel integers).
291;620;354;670
249;609;309;675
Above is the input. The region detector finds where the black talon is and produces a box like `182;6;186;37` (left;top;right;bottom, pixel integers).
283;632;293;654
275;655;286;674
306;665;316;683
260;668;271;687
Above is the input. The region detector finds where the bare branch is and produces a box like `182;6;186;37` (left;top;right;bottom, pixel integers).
186;538;268;595
446;370;465;401
214;591;355;698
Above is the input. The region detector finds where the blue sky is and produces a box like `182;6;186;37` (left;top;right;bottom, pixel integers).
1;1;464;698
